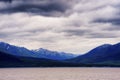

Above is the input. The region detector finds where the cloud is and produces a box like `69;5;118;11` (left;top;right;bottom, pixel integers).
0;0;77;17
87;32;118;38
93;18;120;25
0;0;120;54
0;0;12;3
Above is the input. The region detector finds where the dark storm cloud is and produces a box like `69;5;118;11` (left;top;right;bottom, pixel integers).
93;18;120;26
0;0;73;16
0;0;12;3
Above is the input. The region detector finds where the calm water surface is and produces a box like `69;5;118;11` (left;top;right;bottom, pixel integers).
0;68;120;80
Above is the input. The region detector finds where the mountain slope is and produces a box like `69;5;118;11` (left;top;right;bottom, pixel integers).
0;42;36;57
0;50;83;67
70;43;120;64
0;42;77;60
32;48;77;60
0;51;24;67
1;41;120;67
0;51;21;63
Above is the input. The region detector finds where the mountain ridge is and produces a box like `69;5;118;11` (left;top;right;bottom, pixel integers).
32;48;77;60
0;42;77;61
70;42;120;64
1;41;120;67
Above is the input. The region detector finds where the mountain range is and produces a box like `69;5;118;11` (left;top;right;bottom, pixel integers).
0;42;120;67
0;42;77;60
32;48;77;60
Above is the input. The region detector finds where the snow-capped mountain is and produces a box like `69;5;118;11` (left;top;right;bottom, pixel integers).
0;42;36;57
0;42;77;60
32;48;77;60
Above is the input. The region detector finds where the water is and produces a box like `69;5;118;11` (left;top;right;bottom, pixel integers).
0;68;119;80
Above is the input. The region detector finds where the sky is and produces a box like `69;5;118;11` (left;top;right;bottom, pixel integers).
0;0;120;54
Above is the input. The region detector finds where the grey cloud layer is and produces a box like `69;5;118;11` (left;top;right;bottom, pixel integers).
0;0;120;54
